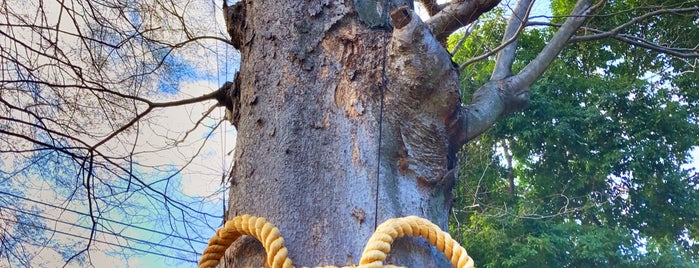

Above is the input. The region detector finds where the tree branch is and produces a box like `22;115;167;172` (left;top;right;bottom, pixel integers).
523;5;699;59
570;6;699;42
459;0;534;72
1;1;237;264
526;21;699;58
513;0;601;88
600;34;699;58
425;0;501;43
92;89;224;150
491;0;534;80
417;0;445;16
454;0;601;145
173;103;218;146
450;20;478;56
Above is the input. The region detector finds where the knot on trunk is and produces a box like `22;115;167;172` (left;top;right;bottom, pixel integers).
216;72;241;127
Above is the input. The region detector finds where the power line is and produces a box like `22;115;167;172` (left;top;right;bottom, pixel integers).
0;217;198;264
0;205;199;255
0;190;209;246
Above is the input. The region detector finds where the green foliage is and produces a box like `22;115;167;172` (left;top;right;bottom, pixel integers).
448;9;505;99
449;1;699;266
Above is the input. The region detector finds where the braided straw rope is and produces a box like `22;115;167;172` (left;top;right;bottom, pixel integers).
199;214;293;268
359;216;474;268
198;215;474;268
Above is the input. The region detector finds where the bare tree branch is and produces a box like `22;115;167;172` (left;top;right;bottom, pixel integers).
571;6;699;42
175;103;219;146
450;20;478;56
602;34;699;58
0;0;235;265
525;6;699;58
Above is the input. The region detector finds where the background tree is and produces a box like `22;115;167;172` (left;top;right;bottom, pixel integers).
1;0;697;267
450;0;699;266
1;0;236;266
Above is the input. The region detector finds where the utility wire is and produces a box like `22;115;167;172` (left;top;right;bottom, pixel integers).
0;205;199;255
374;11;390;231
0;190;209;245
0;217;197;264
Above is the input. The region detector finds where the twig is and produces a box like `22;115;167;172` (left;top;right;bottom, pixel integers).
450;20;479;56
175;103;219;146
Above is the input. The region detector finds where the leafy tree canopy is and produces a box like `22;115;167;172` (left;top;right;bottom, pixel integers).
449;0;699;266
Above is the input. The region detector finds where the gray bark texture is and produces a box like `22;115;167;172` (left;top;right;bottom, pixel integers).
219;0;594;266
222;1;461;266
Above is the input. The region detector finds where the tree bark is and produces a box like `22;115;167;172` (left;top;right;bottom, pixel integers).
220;0;596;266
222;0;470;266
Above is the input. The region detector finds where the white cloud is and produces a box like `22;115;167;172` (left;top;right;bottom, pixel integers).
1;0;238;266
128;79;237;200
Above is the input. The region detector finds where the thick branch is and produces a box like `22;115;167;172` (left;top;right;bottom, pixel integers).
491;0;534;80
461;78;525;141
418;0;445;16
459;0;533;72
425;0;501;43
388;7;459;99
456;0;599;144
514;0;599;87
387;6;463;178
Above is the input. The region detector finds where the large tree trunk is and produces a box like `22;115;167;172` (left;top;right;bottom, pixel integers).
220;0;595;266
222;0;461;266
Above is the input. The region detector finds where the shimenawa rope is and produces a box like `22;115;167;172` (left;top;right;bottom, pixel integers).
198;214;474;268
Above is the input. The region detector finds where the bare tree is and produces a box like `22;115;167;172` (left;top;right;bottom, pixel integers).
1;0;236;266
